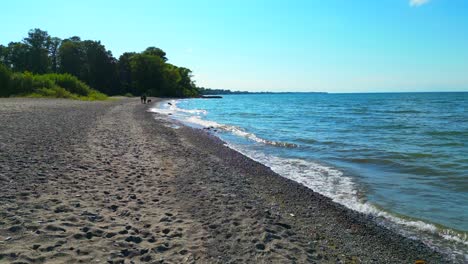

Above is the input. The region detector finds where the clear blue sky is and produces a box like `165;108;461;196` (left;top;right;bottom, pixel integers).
1;0;467;92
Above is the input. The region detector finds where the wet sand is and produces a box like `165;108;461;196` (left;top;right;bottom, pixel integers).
0;98;449;263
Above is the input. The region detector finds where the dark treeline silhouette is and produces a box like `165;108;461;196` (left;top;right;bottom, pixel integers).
198;87;328;95
0;28;199;97
198;87;250;95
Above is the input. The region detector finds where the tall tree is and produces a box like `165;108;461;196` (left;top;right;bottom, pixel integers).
143;47;167;61
58;37;85;78
49;37;62;73
130;53;166;96
178;67;196;89
0;63;12;96
0;45;7;65
81;40;117;94
5;42;30;72
23;28;51;73
162;64;182;96
118;52;137;95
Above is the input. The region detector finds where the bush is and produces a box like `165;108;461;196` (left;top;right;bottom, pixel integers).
4;71;107;100
43;73;93;96
32;74;56;90
28;87;76;99
85;90;108;101
0;63;12;97
10;72;34;95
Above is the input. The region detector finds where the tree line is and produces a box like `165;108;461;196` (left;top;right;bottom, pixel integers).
0;28;199;97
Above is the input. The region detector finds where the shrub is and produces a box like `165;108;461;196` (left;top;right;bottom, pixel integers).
10;72;34;95
28;87;76;99
5;71;107;100
81;90;107;101
0;63;12;97
43;73;92;96
32;74;55;90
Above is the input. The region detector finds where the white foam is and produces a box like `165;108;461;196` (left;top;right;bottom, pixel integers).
185;115;221;128
150;100;295;147
149;100;207;116
183;116;297;148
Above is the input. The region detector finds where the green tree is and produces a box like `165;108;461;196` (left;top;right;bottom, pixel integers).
58;38;119;94
143;47;167;62
23;28;51;73
49;37;61;73
81;40;117;94
130;53;166;96
162;64;182;96
58;37;85;78
0;63;12;96
178;67;196;89
118;52;137;95
0;45;7;65
5;42;30;72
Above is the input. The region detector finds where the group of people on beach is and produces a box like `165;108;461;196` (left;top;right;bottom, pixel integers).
140;95;147;104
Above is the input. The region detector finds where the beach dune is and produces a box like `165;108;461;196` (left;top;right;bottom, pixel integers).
0;98;448;263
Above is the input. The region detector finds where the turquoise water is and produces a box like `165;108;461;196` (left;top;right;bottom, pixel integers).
152;92;467;259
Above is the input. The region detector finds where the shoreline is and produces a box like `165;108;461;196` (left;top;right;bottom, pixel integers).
148;99;454;262
0;98;452;263
154;98;468;257
152;98;467;262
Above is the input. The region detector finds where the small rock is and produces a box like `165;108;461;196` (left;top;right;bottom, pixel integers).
153;244;169;253
45;225;66;232
105;232;117;238
125;236;142;243
255;243;266;250
140;255;152;262
73;233;84;239
159;217;171;222
8;226;22;232
275;222;291;229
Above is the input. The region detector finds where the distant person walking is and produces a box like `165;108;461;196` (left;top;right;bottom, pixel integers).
141;94;147;104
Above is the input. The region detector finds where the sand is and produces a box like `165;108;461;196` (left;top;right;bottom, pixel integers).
0;98;450;263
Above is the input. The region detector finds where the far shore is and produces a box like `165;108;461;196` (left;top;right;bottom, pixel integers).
0;98;450;263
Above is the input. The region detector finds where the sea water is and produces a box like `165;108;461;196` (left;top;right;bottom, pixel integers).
151;92;467;260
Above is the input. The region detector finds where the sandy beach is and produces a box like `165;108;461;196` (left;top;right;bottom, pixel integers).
0;98;450;263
